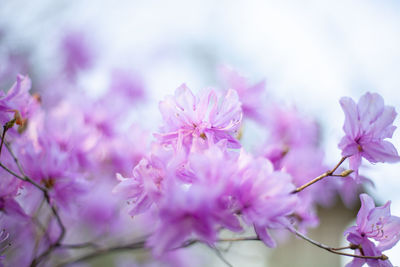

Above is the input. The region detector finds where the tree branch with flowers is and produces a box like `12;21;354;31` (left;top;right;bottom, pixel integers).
0;52;399;267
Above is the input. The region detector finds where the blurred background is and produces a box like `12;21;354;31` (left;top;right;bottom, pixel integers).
1;0;400;266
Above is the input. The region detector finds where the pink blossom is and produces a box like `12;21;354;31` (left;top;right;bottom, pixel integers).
145;143;241;254
108;69;145;101
113;157;166;216
344;194;400;267
336;174;374;208
339;93;400;180
14;112;89;209
145;143;297;254
234;151;297;247
147;181;239;256
281;148;333;232
61;31;94;80
0;196;35;267
156;84;242;151
0;75;39;127
218;65;267;122
261;104;319;168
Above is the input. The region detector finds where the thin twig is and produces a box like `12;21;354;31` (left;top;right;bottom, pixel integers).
212;247;233;267
4;141;27;177
0;120;15;156
58;242;100;250
218;237;260;242
292;228;388;261
0;161;27;182
0;141;67;267
30;192;67;266
55;241;146;267
292;156;348;193
2;142;46;191
331;244;359;251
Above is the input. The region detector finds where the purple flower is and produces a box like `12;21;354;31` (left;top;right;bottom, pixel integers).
108;69;145;101
14;112;89;209
156;84;242;151
0;75;39;129
339;93;400;180
147;144;242;255
113;157;166;216
0;195;36;267
218;65;266;122
336;173;374;208
234;151;297;247
261;104;319;168
281;148;334;232
147;182;237;256
0;229;10;266
344;194;400;267
61;31;94;80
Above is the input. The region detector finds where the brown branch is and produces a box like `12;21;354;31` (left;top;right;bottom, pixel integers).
0;119;15;156
292;156;349;193
212;247;233;267
55;241;146;267
218;236;260;242
57;242;100;250
292;228;388;261
53;229;389;267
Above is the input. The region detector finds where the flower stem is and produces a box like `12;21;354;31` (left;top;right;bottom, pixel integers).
292;156;348;193
292;228;388;261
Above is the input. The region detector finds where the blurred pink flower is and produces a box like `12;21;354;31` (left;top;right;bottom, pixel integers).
61;31;94;80
0;75;39;127
218;65;266;122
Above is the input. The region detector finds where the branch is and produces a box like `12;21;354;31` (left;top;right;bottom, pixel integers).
218;237;260;242
55;241;146;267
292;156;349;193
58;242;99;250
0;119;15;156
212;247;233;267
292;228;388;261
0;140;67;267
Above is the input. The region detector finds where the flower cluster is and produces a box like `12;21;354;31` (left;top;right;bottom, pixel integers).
0;29;399;267
116;85;297;254
345;194;400;267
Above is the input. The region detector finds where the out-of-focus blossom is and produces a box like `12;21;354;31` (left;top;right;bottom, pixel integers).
0;75;39;129
113;156;166;216
261;104;319;168
147;181;238;256
344;194;400;267
145;143;240;254
76;180;123;234
234;151;297;247
281;148;332;232
0;51;30;88
0;197;35;267
0;229;10;266
336;173;374;208
14;112;89;209
339;93;400;181
156;84;242;151
143;143;297;254
109;69;145;101
61;31;94;80
218;65;266;122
